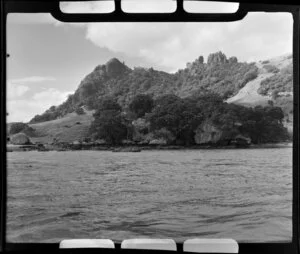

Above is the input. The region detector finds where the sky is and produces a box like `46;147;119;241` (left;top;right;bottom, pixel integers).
6;1;293;123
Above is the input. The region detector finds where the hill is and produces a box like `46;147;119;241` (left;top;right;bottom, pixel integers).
8;52;293;145
29;52;260;124
29;110;94;144
227;54;292;106
226;54;293;133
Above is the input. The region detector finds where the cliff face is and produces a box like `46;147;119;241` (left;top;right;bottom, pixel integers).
194;121;224;144
194;120;241;145
10;133;31;145
207;51;228;65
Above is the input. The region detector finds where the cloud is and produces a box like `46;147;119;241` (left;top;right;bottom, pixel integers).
32;88;70;103
7;76;56;100
7;9;293;73
9;76;56;84
7;82;29;99
72;12;292;72
7;88;71;123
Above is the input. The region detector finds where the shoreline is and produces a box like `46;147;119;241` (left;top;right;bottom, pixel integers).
7;142;293;152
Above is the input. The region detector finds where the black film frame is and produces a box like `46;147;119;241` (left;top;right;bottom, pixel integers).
0;0;299;254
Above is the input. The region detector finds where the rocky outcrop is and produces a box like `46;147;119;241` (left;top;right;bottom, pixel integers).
132;118;150;133
194;121;237;145
10;133;31;145
94;139;107;145
232;134;251;146
228;56;238;64
194;121;223;144
198;55;204;64
149;138;167;145
207;51;227;65
75;58;130;102
105;58;128;78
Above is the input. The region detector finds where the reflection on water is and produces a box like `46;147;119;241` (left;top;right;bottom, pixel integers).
7;148;292;243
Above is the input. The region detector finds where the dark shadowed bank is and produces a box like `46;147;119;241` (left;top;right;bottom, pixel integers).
6;142;292;152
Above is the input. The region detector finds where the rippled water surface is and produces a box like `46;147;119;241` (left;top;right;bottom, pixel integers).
7;148;292;242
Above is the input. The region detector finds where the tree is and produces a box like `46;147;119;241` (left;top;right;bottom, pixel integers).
95;96;121;112
9;122;28;135
241;69;258;86
89;110;127;145
93;96;122;119
75;107;85;115
272;90;279;100
90;97;128;144
85;96;98;110
129;94;154;118
188;92;224;120
239;106;288;143
198;56;204;64
147;96;203;145
153;128;176;144
264;106;284;123
154;94;181;108
49;105;56;112
9;122;35;137
267;100;274;107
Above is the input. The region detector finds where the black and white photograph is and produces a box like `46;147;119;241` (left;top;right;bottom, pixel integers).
6;2;293;244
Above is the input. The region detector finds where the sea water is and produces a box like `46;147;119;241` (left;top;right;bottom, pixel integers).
6;148;292;243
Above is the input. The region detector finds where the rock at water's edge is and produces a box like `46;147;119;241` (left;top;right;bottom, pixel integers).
10;133;31;145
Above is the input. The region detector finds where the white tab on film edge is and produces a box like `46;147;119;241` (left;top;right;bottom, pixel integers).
59;239;115;249
183;239;238;253
121;239;177;251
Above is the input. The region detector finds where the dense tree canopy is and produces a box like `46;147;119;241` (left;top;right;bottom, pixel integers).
88;91;289;145
9;122;28;135
96;96;122;112
89;97;127;144
30;52;265;124
128;94;154;118
90;110;127;145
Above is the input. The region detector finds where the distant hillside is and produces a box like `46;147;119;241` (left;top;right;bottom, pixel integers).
29;110;94;144
29;52;259;124
8;52;292;145
226;54;293;131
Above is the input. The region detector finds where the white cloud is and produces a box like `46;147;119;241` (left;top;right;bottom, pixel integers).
7;76;56;100
7;82;29;99
7;10;293;73
69;12;292;72
7;88;71;123
9;76;56;84
32;88;70;103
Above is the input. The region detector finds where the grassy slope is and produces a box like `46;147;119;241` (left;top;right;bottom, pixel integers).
226;54;293;133
227;54;292;107
28;110;94;144
226;72;273;107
